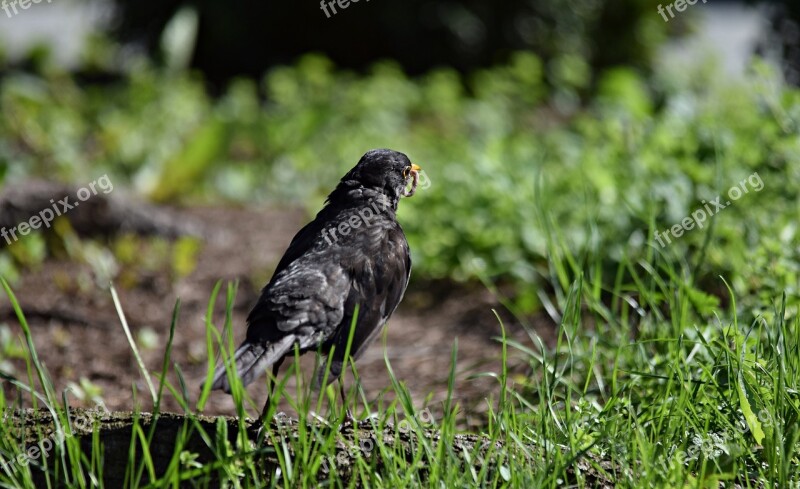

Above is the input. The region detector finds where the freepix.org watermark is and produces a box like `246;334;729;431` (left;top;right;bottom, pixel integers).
657;0;707;23
1;174;114;246
0;400;110;474
653;172;763;248
321;170;430;246
659;406;776;473
319;407;435;473
1;0;54;19
319;0;370;18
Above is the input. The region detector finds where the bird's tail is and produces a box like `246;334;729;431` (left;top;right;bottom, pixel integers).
210;335;296;394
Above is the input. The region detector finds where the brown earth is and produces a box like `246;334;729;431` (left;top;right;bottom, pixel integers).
0;204;556;429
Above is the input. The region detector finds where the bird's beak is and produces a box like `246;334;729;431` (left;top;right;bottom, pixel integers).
411;163;421;173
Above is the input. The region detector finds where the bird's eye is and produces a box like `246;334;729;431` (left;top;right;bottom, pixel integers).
402;167;411;178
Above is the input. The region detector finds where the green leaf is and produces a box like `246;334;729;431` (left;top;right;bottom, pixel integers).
736;370;764;445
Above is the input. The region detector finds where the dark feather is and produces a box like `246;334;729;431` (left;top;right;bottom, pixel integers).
211;149;418;397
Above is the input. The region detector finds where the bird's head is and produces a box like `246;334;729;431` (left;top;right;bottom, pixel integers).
330;149;422;206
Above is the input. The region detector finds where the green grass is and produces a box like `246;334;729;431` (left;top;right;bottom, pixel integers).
1;227;799;488
0;47;798;487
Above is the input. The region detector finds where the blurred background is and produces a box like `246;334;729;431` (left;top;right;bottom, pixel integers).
0;0;798;422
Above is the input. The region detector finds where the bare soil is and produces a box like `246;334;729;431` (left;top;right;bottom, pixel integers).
1;204;555;429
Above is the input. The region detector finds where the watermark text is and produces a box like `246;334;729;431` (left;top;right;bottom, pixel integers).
653;172;763;248
1;174;114;246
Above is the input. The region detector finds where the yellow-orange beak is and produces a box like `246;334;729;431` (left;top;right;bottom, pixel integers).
411;163;422;172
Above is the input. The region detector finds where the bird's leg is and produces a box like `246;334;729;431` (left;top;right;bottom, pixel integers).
339;378;356;427
260;362;283;423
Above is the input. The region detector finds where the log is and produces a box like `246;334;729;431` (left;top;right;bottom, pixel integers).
2;408;616;487
0;180;202;243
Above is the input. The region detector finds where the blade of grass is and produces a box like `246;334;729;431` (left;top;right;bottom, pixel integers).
155;298;181;414
110;283;157;406
196;280;222;411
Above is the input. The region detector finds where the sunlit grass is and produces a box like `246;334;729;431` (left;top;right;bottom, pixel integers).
0;238;799;488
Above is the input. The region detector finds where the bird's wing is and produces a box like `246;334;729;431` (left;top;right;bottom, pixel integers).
245;204;347;337
270;212;328;277
213;221;349;392
246;258;350;346
320;222;411;383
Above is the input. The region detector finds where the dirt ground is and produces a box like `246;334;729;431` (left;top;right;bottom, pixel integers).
1;203;555;429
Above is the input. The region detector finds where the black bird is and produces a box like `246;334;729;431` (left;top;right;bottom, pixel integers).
211;149;421;418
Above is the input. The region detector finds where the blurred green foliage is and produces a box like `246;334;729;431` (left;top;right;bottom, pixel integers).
0;51;798;317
